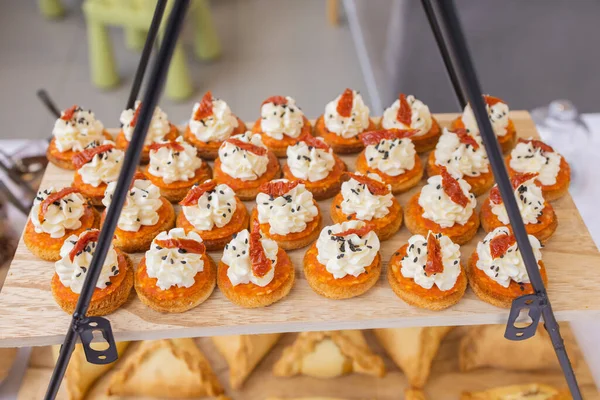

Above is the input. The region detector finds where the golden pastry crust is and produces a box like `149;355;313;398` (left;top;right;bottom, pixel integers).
51;251;133;316
410;117;442;153
183;116;247;160
467;251;548;308
282;155;347;200
314;116;378;154
505;154;571;202
355;151;424;194
46;131;113;170
115;124;179;164
250;205;322;250
405;389;427;400
142;162;213;203
329;193;403;241
177;197;250;250
426;151;494;197
24;205;100;261
72;171;113;206
451;117;517;154
135;253;217;313
460;383;567;400
387;244;467;310
217;248;295;308
252;117;313;157
404;193;480;245
303;242;381;299
213;151;282;200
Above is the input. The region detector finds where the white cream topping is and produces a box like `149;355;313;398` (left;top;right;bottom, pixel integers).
260;96;305;139
400;232;461;291
434;128;489;177
189;98;238;142
340;174;393;220
418;174;476;228
102;179;162;232
316;220;380;279
120;101;171;145
476;227;542;288
324;90;370;138
462;100;510;137
148;137;203;184
490;177;545;225
145;228;205;290
55;231;118;294
364;138;416;177
218;131;269;181
52;107;105;153
77;142;124;187
509;141;562;186
286;139;335;182
31;188;86;238
256;181;319;235
182;183;237;231
381;95;433;137
222;229;279;287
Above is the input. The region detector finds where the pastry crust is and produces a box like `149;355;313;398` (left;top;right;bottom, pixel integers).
177;197;250;250
303;242;381;299
467;251;548;308
213;151;282;201
115;123;179;164
46;131;113;170
24;205;100;261
183;116;247;160
217;248;295;308
505;154;571;202
250;205;322;250
355;151;424;194
252;117;313;157
282;155;347;200
330;193;403;241
426;151;494;196
135;253;217;313
410;117;442;153
142;162;213;203
460;383;567;400
451;117;518;154
405;389;427;400
72;171;113;206
404;193;480;245
314;116;378;154
51;251;133;316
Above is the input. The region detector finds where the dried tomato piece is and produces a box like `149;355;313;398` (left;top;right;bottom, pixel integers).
38;187;81;222
484;95;504;107
332;223;374;238
344;172;389;196
396;94;412;126
489;232;516;259
262;96;288;107
193;91;214;121
425;233;444;276
359;129;416;146
489;173;539;205
148;141;185;153
154;238;206;254
130;102;142;127
179;180;218;206
259;180;299;198
249;220;271;278
518;138;554;153
72;144;115;169
336;88;354;118
61;105;79;121
225;138;267;156
440;167;469;208
69;230;100;262
299;132;330;151
452;128;479;150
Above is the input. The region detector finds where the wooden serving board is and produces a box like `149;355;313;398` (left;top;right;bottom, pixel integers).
1;111;599;347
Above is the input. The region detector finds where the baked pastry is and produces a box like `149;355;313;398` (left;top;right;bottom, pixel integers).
381;93;441;152
506;138;570;201
135;228;216;313
183;91;247;160
177;180;249;250
24;187;99;261
375;327;452;388
304;220;381;299
451;94;517;154
481;173;557;243
116;100;178;163
252;95;313;157
315;88;377;153
283;134;347;200
426;128;493;196
47;105;110;170
273;330;385;378
266;398;349;400
213;131;281;200
356;129;423;194
101;174;175;252
252;179;321;250
405;390;427;400
142;136;212;202
405;167;479;245
217;222;295;308
107;338;224;398
212;333;282;389
72;141;124;205
51;229;133;316
468;226;547;308
387;231;467;310
460;383;568;400
330;172;402;241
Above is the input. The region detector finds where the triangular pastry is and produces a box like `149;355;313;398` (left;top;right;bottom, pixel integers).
405;389;427;400
107;338;223;398
273;330;385;378
212;333;282;389
51;342;129;400
460;383;569;400
374;326;452;388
